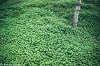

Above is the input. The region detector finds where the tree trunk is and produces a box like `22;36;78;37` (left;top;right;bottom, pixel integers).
72;0;81;28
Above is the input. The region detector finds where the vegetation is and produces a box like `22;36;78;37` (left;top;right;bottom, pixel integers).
0;0;100;66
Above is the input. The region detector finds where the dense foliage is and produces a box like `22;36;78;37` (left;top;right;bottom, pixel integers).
0;0;100;66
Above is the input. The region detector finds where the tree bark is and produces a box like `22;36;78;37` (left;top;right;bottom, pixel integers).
72;0;81;28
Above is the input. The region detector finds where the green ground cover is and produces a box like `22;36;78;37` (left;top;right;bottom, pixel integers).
0;0;100;66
